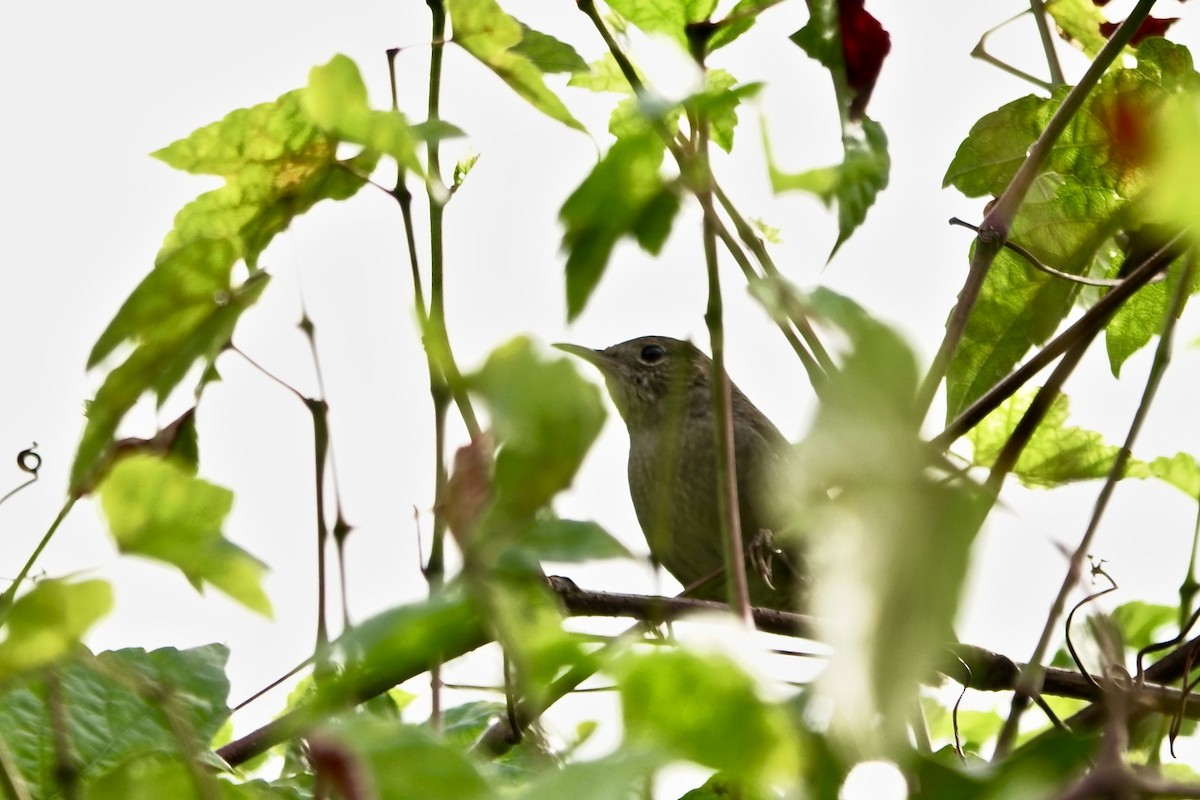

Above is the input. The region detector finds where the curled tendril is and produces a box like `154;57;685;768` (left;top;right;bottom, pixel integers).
17;443;40;476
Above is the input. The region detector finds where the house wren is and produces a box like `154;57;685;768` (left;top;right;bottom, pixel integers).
555;336;800;611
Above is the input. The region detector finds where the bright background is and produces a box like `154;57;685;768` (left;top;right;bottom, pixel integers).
4;0;1200;790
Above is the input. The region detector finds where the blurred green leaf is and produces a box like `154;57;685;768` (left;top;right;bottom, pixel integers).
1046;0;1111;58
304;54;457;173
776;289;984;756
942;40;1200;415
87;753;294;800
0;646;229;796
520;518;631;562
912;728;1095;799
967;390;1146;487
512;750;661;800
98;454;271;615
709;0;778;51
559;132;680;319
1111;601;1175;652
567;54;636;94
447;0;584;130
324;589;490;709
470;337;607;516
1143;451;1200;496
314;719;492;800
440;701;559;782
605;0;716;47
0;579;112;680
616;648;800;788
514;24;588;74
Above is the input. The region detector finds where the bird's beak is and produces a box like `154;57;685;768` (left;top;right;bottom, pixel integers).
553;342;611;373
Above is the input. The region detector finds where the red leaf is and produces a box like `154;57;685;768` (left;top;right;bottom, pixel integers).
1099;16;1179;46
839;0;891;120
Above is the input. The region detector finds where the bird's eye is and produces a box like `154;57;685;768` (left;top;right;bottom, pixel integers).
639;344;665;364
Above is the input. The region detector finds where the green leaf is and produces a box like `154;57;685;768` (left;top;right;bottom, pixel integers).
317;719;492;800
520;518;631;562
559;132;680;319
616;647;800;788
98;454;272;615
0;645;229;796
967;390;1146;487
943;41;1200;413
765;117;889;258
709;0;779;51
912;729;1096;800
153;89;378;267
513;24;588;74
567;54;636;94
72;246;269;494
1046;0;1112;58
0;579;112;679
1143;451;1200;497
304;54;438;173
1111;601;1175;652
513;751;660;800
324;589;489;708
604;0;716;47
446;0;584;130
470;338;607;516
774;290;984;754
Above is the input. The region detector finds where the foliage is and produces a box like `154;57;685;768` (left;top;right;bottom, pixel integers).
6;1;1200;799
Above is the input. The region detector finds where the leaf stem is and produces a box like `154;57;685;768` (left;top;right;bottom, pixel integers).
1028;0;1065;87
0;498;75;621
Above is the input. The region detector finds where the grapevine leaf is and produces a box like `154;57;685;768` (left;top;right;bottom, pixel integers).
967;390;1147;487
513;24;589;74
604;0;717;47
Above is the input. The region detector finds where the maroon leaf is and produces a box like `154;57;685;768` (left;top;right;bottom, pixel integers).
839;0;891;120
1099;16;1179;46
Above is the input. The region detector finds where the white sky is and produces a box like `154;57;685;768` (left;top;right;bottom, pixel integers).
4;0;1200;786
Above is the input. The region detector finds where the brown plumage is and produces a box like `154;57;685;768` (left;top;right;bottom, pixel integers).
557;336;800;610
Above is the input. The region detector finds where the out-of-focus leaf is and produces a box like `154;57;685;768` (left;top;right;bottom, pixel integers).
1047;0;1112;58
446;0;584;130
921;697;1002;756
1111;601;1175;652
559;132;680;320
98;454;271;615
1143;452;1200;497
0;580;112;679
520;518;631;562
774;287;984;756
911;729;1096;799
567;54;636;94
966;390;1147;487
324;589;489;708
942;40;1200;415
1100;16;1179;47
605;0;717;48
0;646;229;796
439;700;559;782
512;750;661;800
709;0;779;51
513;24;588;74
311;719;492;800
470;338;607;516
616;647;800;789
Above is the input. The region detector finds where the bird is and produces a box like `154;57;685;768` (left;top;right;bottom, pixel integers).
555;335;801;611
